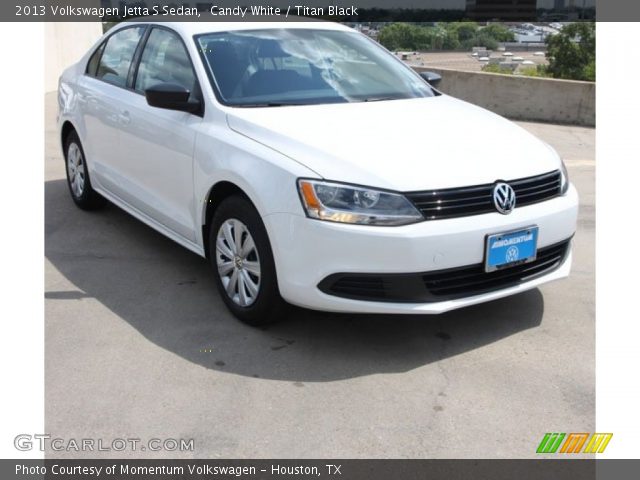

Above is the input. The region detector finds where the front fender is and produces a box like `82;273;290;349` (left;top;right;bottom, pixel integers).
193;124;319;249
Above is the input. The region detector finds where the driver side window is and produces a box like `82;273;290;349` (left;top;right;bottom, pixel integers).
135;28;199;101
96;26;144;87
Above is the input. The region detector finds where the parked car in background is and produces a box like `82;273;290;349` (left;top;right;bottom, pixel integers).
58;21;578;325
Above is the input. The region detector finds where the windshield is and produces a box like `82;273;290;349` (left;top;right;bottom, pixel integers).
195;28;435;107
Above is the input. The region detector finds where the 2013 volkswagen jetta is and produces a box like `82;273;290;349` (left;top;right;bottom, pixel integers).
57;21;579;325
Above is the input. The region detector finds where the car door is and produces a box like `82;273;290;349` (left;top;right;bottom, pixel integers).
76;25;146;194
115;26;203;243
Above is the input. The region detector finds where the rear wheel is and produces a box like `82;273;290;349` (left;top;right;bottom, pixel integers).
209;195;286;325
64;131;105;210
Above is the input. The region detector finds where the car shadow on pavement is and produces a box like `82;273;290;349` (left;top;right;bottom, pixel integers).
45;178;544;382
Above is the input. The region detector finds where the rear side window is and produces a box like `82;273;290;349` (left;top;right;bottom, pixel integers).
96;26;145;87
86;42;105;77
134;28;198;99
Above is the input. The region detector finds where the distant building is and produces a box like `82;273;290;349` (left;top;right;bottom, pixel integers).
466;0;537;20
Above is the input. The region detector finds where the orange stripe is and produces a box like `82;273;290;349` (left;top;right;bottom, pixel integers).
573;434;589;453
561;433;589;453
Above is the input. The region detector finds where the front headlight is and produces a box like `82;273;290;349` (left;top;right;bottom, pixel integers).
297;179;423;226
560;160;570;195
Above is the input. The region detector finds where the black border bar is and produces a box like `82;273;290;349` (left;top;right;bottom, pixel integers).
1;459;640;480
1;0;605;22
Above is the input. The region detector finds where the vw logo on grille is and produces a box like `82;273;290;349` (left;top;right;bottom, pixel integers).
493;182;516;214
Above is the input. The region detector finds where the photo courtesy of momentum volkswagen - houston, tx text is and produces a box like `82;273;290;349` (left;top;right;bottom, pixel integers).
57;20;578;326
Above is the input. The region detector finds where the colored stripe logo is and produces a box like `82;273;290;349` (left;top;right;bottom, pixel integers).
537;433;612;454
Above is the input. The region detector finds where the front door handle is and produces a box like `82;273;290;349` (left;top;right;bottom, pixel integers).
118;110;131;125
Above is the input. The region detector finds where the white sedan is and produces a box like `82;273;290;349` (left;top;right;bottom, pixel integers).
57;21;578;325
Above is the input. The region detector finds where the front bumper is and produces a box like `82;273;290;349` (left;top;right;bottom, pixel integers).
263;184;578;314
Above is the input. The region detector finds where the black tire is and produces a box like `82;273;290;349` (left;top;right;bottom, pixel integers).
64;130;105;210
209;195;287;326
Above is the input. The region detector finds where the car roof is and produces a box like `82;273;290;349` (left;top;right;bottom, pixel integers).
117;18;353;37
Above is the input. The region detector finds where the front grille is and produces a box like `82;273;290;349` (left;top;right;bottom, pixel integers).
326;276;388;300
422;240;569;297
405;170;562;221
318;239;570;303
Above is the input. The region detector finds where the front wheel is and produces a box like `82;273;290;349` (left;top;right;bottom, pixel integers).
209;195;286;326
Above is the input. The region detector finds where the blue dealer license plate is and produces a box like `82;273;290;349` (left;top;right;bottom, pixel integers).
485;226;539;272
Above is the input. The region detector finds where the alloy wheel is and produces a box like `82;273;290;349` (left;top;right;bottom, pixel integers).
215;218;261;307
67;142;85;198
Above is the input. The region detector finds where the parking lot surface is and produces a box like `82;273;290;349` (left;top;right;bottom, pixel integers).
45;92;594;458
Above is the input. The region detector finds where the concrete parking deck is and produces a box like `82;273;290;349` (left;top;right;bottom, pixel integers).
44;93;594;458
404;51;549;73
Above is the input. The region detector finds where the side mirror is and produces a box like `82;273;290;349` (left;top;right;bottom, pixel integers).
145;83;201;114
419;71;442;88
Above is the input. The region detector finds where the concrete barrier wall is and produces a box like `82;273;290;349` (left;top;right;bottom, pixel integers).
45;23;103;92
413;66;595;127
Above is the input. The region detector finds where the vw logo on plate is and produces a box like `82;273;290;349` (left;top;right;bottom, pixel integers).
493;182;516;215
506;246;519;262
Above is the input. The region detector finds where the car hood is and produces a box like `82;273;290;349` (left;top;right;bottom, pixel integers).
226;95;561;191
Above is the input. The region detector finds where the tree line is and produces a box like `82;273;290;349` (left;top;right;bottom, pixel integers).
378;23;515;52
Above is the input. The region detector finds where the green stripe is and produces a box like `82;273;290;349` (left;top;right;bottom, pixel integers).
548;433;566;453
537;433;566;453
536;433;552;453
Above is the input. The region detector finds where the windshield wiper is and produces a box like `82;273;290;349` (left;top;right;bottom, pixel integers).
236;102;302;108
361;96;401;103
